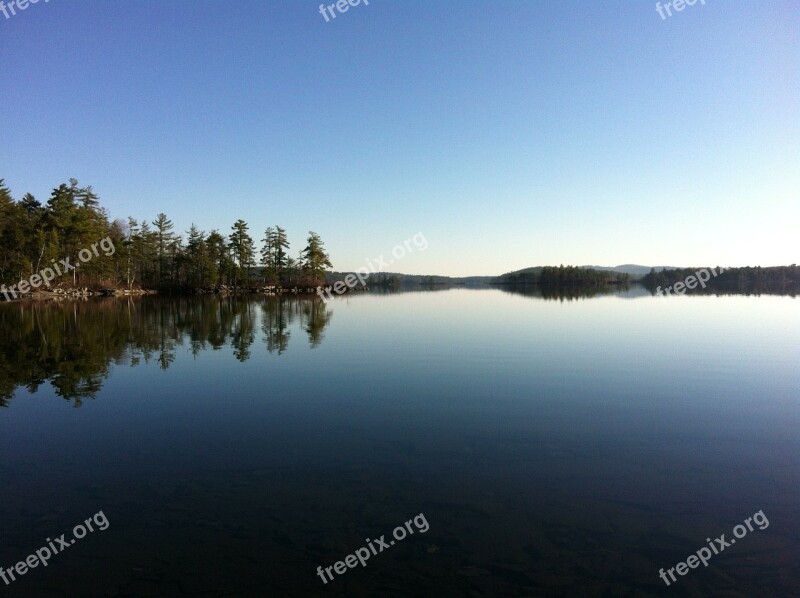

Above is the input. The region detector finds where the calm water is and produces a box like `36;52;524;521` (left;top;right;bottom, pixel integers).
0;289;798;596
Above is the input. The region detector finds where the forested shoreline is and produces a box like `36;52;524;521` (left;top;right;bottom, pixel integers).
495;264;800;294
2;178;797;301
641;266;800;294
0;179;333;297
494;265;633;286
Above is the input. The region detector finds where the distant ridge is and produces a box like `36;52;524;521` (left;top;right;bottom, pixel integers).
498;265;678;280
328;265;680;286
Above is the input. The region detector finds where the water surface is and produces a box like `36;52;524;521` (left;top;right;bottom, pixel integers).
1;289;798;596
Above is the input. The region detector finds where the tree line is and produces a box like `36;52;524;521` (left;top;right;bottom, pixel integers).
496;265;632;286
642;266;800;294
0;178;332;291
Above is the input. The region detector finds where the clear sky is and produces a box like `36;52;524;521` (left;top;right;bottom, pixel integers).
1;0;797;276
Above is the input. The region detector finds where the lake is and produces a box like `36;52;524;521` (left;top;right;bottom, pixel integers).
0;288;797;596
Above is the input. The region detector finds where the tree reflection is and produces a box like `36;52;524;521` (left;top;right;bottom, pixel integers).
497;284;630;301
262;297;292;355
0;295;333;406
300;299;333;348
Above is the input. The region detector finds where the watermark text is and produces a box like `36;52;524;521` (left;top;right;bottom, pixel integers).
316;512;429;584
658;509;768;586
0;510;109;587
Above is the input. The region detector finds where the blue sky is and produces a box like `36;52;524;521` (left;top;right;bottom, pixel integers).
1;0;797;276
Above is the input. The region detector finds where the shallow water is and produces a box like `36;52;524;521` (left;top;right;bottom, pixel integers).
0;289;798;596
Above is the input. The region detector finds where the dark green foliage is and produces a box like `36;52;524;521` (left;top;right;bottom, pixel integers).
0;178;333;293
229;219;256;287
370;273;402;288
641;266;800;294
260;226;291;285
497;265;631;286
300;231;332;285
1;178;122;288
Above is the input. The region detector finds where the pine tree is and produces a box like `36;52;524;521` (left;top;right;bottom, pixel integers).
206;230;230;286
229;220;256;288
152;213;175;287
260;227;276;284
300;231;332;285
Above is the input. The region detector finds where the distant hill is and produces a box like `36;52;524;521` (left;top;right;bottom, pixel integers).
326;271;495;286
498;265;675;281
327;265;678;287
495;265;633;286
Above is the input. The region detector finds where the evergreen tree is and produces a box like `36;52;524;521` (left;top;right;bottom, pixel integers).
260;225;290;284
123;218;140;289
229;220;256;288
273;226;290;279
206;230;230;286
260;227;277;284
300;231;332;285
152;213;175;287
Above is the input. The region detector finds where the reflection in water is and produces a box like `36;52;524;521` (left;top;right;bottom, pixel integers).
371;283;630;300
496;283;800;301
0;296;332;406
1;284;793;405
0;288;797;596
496;283;632;301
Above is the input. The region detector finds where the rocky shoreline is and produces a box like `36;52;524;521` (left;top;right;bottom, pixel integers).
191;284;368;297
0;288;157;301
0;284;367;302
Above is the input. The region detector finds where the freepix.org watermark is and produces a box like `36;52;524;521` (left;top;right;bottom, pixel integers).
316;512;429;584
656;0;706;21
0;510;110;587
317;232;428;302
655;267;723;296
0;0;50;22
0;236;115;301
658;509;769;586
319;0;369;23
